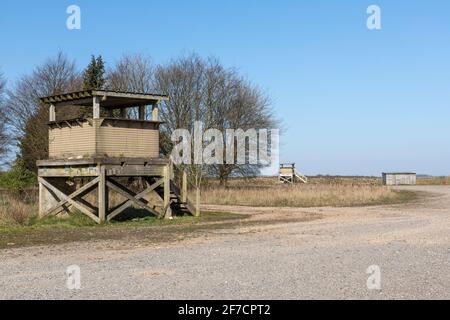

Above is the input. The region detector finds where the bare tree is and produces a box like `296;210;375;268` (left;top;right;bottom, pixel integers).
5;52;82;171
0;71;9;165
107;54;155;92
211;77;277;185
155;54;277;186
106;54;155;118
104;53;278;187
154;54;208;189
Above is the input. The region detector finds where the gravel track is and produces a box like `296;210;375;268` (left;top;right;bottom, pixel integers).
0;185;449;299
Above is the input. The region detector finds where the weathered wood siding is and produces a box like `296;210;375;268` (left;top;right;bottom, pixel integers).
49;119;160;159
49;121;96;158
280;167;294;175
97;120;159;158
382;173;416;186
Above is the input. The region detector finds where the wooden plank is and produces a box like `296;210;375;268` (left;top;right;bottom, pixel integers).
107;178;163;221
50;98;93;107
38;166;99;178
138;106;145;120
181;171;187;203
41;90;168;105
38;166;163;177
172;179;196;217
38;181;47;218
93;96;101;119
163;166;172;219
42;177;100;217
37;157;168;167
49;104;56;122
38;177;100;223
92;90;169;101
96;125;160;158
106;165;164;177
98;166;107;224
152;104;159;121
105;179;159;217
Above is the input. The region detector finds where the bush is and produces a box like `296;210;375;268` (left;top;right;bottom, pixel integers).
0;159;36;194
0;194;35;226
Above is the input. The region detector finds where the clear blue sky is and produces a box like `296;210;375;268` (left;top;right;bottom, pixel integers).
1;0;450;176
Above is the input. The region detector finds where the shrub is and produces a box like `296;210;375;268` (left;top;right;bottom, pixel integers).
0;194;35;226
0;159;37;194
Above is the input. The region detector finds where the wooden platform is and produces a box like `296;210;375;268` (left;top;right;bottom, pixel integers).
37;158;199;224
279;163;308;184
47;118;161;160
37;90;199;224
37;157;168;177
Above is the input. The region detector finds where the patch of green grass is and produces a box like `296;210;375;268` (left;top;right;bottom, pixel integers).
29;213;98;228
339;189;420;207
0;213;96;234
384;190;419;204
0;211;242;234
0;211;247;249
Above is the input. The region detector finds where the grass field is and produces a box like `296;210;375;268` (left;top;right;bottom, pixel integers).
201;184;416;207
201;175;417;207
0;192;237;229
0;175;432;249
0;210;249;248
0;175;437;238
417;176;450;185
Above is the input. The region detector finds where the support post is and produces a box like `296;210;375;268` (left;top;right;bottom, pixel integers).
93;96;101;119
181;171;187;203
163;165;172;219
120;108;127;119
49;104;56;122
38;180;46;218
98;165;107;223
39;177;99;222
38;179;66;218
152;104;159;121
138;105;145;120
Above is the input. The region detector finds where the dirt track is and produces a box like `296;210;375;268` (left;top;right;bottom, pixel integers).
0;186;449;299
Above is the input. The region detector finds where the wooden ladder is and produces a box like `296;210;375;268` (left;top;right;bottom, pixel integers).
156;160;200;218
294;170;308;183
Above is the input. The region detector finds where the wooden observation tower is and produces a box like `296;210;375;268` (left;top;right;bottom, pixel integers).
279;163;308;184
37;90;199;224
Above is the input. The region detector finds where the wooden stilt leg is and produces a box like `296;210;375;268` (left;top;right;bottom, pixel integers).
98;165;107;224
163;165;172;219
38;181;45;219
38;178;67;218
37;159;199;222
181;171;187;204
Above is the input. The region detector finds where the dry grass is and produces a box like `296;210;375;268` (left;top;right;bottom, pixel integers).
0;175;419;228
417;176;450;185
0;193;37;226
201;176;410;208
204;176;382;187
307;176;381;186
201;184;414;208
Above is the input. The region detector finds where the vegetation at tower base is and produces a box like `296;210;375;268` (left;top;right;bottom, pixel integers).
0;159;36;194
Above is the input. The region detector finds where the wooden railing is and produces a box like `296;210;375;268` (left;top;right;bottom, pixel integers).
294;170;308;183
169;158;200;217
